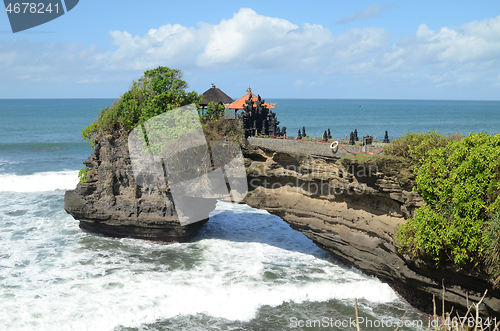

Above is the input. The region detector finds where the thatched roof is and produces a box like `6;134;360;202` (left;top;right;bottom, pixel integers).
199;84;234;107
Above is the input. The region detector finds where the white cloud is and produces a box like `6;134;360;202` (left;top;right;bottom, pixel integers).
0;8;387;82
104;9;387;73
106;24;206;71
198;8;300;66
337;4;393;25
2;9;500;95
379;17;500;86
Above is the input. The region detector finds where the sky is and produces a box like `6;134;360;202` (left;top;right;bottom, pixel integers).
1;0;500;100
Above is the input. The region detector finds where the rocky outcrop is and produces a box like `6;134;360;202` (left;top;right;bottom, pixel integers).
242;139;500;316
64;135;207;242
64;132;500;316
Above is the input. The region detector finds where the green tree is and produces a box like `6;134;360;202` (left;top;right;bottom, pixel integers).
82;66;202;147
199;101;226;121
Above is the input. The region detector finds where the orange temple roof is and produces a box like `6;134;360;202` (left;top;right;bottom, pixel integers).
226;89;276;109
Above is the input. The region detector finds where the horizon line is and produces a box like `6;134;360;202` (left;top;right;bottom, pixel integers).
1;97;500;102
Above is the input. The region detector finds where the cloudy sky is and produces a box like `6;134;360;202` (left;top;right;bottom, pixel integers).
2;0;500;100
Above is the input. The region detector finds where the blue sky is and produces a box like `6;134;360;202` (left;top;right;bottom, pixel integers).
1;1;500;100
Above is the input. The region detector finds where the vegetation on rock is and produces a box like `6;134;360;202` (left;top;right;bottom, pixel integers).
81;67;202;148
389;132;500;284
78;166;88;184
384;131;462;170
81;67;243;148
79;66;243;184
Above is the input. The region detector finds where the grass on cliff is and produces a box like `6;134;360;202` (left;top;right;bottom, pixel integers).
385;131;500;285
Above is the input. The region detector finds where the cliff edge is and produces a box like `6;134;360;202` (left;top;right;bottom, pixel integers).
242;138;500;316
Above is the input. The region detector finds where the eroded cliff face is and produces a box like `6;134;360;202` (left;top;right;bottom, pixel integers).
64;133;500;315
242;141;500;316
64;135;206;242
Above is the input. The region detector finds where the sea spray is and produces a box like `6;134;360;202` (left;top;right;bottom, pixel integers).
0;170;79;192
0;195;422;330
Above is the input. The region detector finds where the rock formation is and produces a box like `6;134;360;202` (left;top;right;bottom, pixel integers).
64;133;500;316
241;140;500;316
64;135;207;242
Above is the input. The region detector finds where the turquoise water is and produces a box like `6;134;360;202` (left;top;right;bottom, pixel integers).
1;98;498;330
1;98;498;175
269;99;500;140
0;99;112;174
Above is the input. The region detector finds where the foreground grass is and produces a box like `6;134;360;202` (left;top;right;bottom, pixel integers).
354;289;499;331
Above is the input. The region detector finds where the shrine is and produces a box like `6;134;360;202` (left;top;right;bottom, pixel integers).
227;88;283;138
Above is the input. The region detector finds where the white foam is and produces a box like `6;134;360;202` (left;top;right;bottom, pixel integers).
0;170;79;192
0;197;415;331
0;159;20;166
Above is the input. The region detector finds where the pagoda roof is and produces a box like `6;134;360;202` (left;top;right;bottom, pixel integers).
226;88;276;109
199;84;234;107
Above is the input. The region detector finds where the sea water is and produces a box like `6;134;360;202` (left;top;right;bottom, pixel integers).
1;98;499;331
269;99;500;140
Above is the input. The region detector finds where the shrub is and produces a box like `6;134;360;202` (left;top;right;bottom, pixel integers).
486;211;500;285
81;66;202;148
385;131;462;168
78;166;88;184
199;101;226;121
395;132;500;270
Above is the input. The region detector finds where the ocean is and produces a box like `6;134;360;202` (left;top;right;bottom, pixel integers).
269;98;500;140
0;98;499;331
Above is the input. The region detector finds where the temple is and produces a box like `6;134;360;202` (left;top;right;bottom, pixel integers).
228;88;283;138
226;87;276;110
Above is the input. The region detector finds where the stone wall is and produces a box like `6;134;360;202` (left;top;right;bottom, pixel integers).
247;137;386;158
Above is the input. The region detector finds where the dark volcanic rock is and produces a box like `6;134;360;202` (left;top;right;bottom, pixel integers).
242;140;500;316
64;135;207;242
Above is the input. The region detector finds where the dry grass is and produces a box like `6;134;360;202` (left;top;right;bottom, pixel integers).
354;286;500;331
